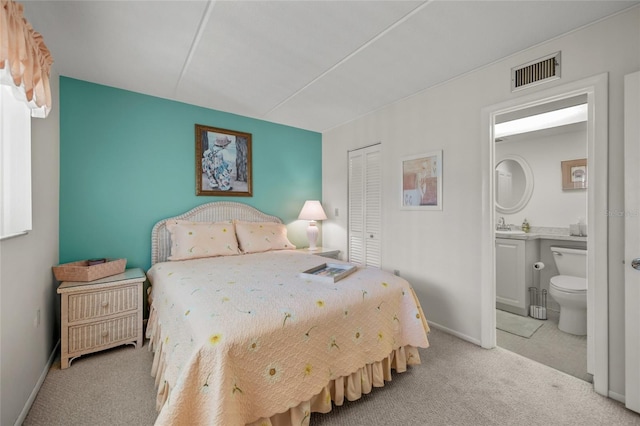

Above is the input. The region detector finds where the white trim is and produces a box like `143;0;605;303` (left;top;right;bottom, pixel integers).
609;391;626;404
480;73;609;394
0;230;28;241
427;320;481;346
624;70;640;413
15;339;60;426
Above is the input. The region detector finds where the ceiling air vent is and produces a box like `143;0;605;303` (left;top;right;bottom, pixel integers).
511;52;561;92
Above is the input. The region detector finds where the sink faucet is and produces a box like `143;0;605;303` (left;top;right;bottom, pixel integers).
496;217;511;231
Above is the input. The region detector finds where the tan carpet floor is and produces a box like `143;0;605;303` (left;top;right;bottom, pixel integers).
23;328;640;426
497;309;590;382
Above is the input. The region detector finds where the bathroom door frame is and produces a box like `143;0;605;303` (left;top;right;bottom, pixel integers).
480;73;609;396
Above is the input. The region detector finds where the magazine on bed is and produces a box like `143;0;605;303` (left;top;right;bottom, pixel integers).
299;262;357;283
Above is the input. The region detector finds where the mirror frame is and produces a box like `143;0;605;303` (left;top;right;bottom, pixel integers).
495;154;534;214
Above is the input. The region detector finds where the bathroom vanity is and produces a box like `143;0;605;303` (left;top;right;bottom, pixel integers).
496;237;540;316
495;230;587;316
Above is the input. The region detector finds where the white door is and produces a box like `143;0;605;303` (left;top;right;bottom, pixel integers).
624;70;640;413
348;144;381;267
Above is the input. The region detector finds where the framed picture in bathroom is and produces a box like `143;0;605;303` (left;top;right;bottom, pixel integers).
400;150;442;210
561;158;587;190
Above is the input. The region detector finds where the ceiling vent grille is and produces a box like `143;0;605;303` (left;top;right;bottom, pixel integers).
511;52;561;91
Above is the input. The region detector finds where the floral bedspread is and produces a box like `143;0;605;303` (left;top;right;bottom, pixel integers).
147;250;430;425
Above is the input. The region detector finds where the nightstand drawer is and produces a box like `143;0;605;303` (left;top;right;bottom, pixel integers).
58;268;146;369
68;285;139;322
68;313;139;354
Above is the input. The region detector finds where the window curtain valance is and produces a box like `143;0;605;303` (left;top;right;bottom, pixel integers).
0;0;53;117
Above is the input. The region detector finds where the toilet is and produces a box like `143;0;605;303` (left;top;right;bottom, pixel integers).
549;246;587;336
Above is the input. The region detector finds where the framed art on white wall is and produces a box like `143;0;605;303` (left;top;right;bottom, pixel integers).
561;158;587;190
401;150;442;210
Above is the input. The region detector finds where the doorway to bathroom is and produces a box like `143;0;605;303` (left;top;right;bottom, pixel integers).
480;74;609;396
494;94;590;382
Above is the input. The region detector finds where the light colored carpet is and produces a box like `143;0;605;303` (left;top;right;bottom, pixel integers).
23;328;640;426
24;343;157;426
498;309;590;382
496;309;543;338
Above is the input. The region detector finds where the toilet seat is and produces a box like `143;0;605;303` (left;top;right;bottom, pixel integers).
550;275;586;293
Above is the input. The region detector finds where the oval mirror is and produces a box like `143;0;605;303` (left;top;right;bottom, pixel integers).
495;155;534;214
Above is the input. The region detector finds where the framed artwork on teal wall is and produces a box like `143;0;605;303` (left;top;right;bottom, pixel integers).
196;124;253;196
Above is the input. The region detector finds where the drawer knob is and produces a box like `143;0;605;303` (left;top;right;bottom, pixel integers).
101;330;109;337
101;301;109;308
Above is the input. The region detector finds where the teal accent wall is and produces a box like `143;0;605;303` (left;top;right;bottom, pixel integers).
60;77;322;270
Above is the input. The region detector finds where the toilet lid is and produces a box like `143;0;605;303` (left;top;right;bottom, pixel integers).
550;275;587;292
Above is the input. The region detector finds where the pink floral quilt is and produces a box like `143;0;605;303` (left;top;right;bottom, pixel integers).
146;250;429;425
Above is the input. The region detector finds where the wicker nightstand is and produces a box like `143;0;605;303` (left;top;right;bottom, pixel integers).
57;268;146;369
296;247;340;260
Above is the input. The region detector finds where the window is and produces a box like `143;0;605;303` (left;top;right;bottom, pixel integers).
0;83;32;239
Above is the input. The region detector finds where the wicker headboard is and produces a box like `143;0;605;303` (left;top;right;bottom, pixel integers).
151;201;282;265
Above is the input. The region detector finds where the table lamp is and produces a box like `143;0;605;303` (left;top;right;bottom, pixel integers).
298;200;327;251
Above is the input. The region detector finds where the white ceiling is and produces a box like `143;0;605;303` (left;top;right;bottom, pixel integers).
22;0;639;133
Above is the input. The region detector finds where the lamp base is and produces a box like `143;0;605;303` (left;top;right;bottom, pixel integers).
306;221;319;251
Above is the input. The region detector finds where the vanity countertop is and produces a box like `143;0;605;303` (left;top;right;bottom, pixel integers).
495;226;587;242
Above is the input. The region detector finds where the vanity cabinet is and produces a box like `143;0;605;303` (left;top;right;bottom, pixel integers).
496;238;539;316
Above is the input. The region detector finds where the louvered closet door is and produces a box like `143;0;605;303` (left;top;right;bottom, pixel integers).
348;144;381;267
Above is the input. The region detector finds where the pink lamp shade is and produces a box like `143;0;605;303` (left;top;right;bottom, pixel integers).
298;200;327;251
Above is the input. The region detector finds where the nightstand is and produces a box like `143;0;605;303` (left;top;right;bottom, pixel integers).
57;268;146;369
296;247;340;260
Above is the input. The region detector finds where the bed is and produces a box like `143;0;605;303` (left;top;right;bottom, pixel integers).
146;201;430;425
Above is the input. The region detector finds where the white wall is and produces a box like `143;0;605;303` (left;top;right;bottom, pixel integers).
322;7;639;397
0;71;60;425
496;125;587;228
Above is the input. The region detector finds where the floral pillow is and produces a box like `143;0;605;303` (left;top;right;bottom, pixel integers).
166;220;240;261
234;221;296;253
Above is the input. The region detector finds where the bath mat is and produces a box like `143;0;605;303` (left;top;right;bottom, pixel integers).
496;309;543;338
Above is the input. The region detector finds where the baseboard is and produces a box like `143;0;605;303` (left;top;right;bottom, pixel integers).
609;390;626;404
15;339;60;426
427;320;482;346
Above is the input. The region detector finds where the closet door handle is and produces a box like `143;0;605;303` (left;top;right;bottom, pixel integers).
632;258;640;270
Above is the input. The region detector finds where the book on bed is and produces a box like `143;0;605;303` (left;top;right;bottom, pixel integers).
299;263;357;283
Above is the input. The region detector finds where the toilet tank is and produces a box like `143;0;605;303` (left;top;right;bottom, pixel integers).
550;246;587;278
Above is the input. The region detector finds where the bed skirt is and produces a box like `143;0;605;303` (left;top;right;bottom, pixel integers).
146;304;423;426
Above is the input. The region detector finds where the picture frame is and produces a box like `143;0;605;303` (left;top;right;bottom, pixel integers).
196;124;252;197
401;150;442;210
561;158;587;190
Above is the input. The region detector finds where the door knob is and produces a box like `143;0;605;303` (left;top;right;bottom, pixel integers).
632;258;640;270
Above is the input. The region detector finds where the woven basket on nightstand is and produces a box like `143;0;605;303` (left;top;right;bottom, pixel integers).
52;258;127;282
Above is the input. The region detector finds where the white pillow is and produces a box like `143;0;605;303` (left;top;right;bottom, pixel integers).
166;220;240;261
234;221;296;253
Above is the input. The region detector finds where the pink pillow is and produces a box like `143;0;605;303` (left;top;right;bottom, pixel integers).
166;220;240;261
234;221;296;253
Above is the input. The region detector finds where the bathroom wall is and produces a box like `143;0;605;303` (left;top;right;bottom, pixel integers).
496;124;587;229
